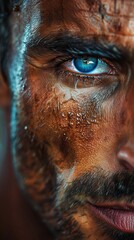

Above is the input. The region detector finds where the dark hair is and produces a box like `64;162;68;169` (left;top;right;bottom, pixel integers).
0;0;20;16
0;2;9;78
0;0;21;78
0;0;14;77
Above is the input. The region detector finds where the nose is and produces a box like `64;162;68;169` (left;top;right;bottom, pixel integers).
116;77;134;171
117;142;134;171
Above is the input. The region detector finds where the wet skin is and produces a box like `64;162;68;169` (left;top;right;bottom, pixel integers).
4;0;134;239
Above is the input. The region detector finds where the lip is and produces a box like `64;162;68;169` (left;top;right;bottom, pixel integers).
89;202;134;233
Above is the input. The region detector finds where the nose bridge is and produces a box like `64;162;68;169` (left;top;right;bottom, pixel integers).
125;82;134;136
117;81;134;171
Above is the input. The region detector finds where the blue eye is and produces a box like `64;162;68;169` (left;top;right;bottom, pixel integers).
73;57;98;73
64;57;112;75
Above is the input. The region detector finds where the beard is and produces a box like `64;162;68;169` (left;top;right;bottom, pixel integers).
60;171;134;240
11;120;134;240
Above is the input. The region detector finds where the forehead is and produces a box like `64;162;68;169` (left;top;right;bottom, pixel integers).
24;0;134;49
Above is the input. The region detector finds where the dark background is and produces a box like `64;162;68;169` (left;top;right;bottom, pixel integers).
0;108;52;240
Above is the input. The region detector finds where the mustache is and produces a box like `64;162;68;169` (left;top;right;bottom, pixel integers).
60;170;134;211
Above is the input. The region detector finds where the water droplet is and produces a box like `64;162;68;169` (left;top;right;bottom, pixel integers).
69;122;74;127
61;112;66;117
76;113;81;117
68;112;74;117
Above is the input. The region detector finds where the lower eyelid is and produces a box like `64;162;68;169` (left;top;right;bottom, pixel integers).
57;68;120;90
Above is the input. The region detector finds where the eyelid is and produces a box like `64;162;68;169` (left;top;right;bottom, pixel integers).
27;52;120;77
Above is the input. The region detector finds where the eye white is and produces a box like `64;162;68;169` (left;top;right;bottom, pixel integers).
64;58;111;75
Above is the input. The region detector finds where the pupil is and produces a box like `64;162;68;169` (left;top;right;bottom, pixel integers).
74;57;98;73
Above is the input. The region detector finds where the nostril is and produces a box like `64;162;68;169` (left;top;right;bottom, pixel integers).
119;159;133;171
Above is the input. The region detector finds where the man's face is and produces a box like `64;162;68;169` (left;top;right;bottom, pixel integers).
8;0;134;239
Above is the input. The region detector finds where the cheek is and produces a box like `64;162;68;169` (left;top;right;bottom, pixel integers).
20;67;124;174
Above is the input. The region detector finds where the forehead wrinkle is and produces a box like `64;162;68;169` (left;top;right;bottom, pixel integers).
42;0;133;30
101;0;134;18
39;0;64;26
62;0;99;12
61;0;134;18
35;0;134;46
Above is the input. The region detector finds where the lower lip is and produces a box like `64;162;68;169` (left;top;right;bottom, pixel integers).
89;204;134;233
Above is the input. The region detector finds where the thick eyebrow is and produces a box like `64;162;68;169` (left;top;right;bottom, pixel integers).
27;33;129;61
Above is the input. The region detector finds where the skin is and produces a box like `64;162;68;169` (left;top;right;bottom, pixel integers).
1;0;134;239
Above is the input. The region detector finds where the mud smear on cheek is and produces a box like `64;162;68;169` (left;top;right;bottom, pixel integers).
13;123;85;239
51;82;103;123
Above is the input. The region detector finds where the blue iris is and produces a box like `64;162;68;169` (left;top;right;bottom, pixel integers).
73;57;98;73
